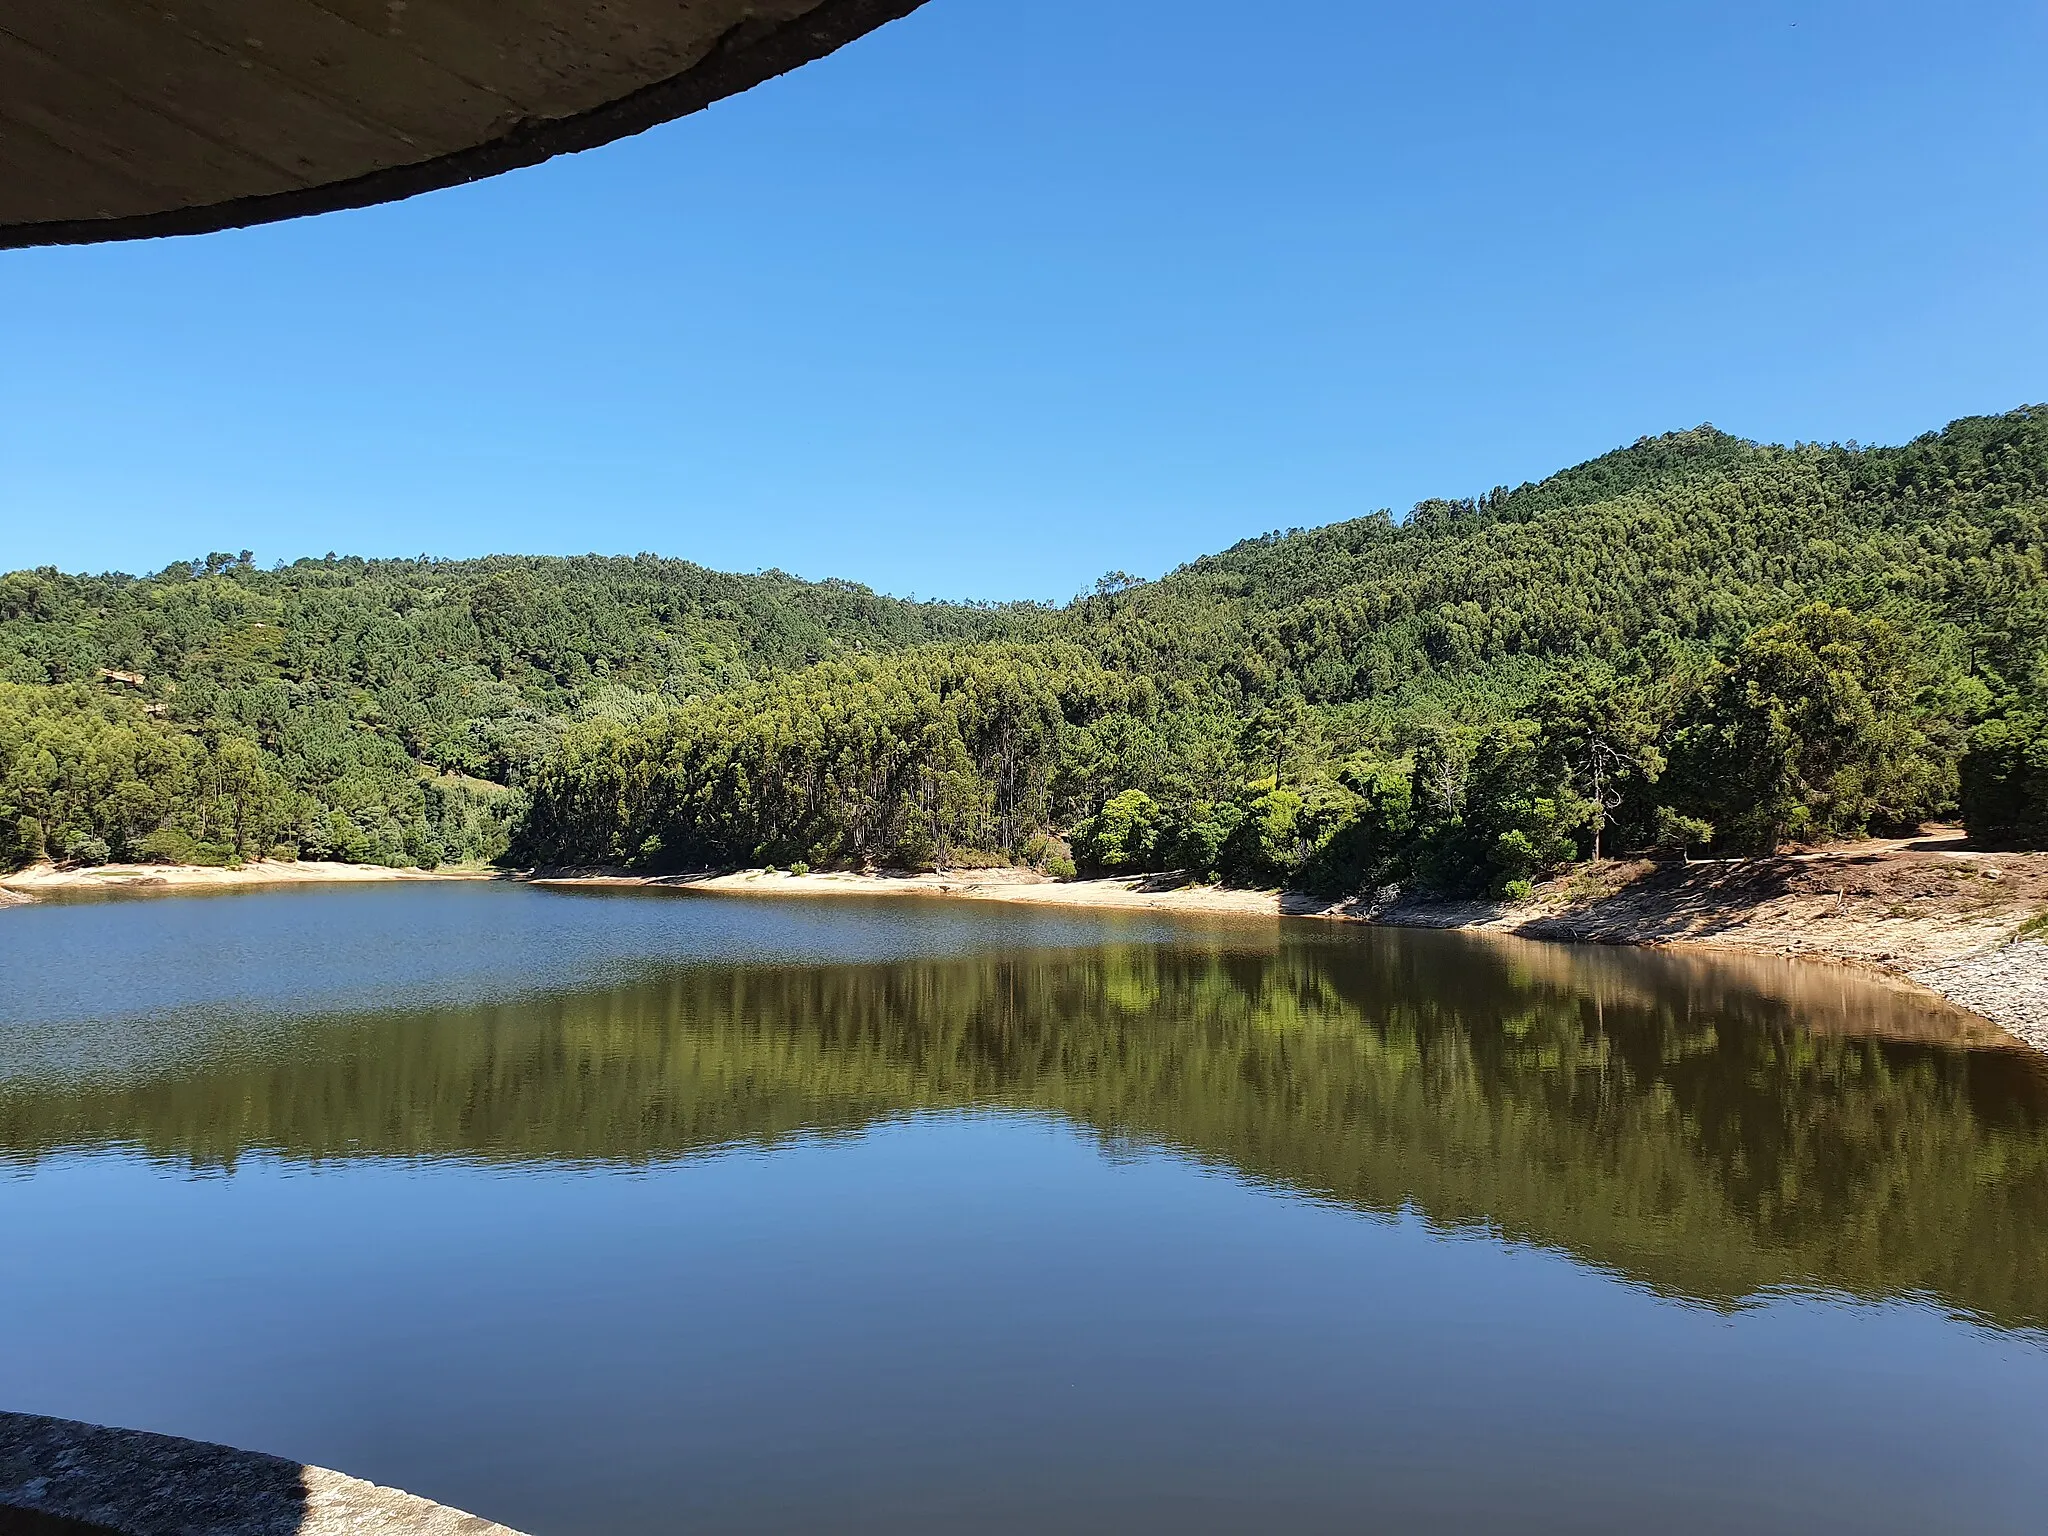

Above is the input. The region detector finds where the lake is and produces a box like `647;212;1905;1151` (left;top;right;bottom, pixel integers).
2;882;2045;1534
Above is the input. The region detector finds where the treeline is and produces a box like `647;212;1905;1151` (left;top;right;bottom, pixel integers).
0;553;1021;869
519;408;2048;892
8;407;2048;885
512;643;1159;871
516;599;1964;896
0;680;518;869
1069;602;1959;896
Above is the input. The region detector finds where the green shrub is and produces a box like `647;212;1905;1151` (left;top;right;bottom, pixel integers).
135;827;232;866
1072;790;1164;874
1652;807;1715;863
1218;788;1309;885
1961;712;2048;848
13;816;46;865
1165;805;1243;878
1664;605;1957;851
136;827;198;865
1021;832;1077;878
60;832;111;866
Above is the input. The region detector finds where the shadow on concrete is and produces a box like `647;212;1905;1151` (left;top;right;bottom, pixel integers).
0;1506;126;1535
0;1410;525;1534
1;1413;307;1535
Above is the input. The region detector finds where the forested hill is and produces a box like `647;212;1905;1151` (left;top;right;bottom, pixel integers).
1065;413;2046;735
0;555;1031;867
7;408;2048;892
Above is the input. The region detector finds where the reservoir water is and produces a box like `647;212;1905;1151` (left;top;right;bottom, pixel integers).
2;882;2045;1534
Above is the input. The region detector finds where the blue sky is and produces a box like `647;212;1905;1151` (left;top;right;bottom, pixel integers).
3;0;2044;600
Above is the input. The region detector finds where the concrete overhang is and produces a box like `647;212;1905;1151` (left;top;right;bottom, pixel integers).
0;0;931;250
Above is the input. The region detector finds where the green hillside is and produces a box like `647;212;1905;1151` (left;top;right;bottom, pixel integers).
0;554;1029;868
6;408;2048;888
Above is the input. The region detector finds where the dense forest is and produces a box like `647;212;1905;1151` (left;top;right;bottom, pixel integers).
0;554;1025;869
6;406;2048;892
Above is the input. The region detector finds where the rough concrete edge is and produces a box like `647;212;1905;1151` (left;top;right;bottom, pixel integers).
0;0;931;249
0;1412;527;1536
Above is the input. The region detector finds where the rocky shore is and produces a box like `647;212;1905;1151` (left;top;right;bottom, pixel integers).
1367;838;2048;1053
1910;941;2048;1055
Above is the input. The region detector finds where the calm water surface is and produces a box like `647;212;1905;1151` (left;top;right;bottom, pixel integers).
2;883;2045;1534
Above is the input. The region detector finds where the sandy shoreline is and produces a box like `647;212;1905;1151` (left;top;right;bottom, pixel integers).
6;850;2046;1054
532;864;1291;916
0;858;494;900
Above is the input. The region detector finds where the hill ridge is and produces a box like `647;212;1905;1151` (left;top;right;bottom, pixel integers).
5;407;2047;888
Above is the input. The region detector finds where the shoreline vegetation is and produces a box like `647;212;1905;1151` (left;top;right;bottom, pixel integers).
7;410;2048;1052
7;836;2044;1055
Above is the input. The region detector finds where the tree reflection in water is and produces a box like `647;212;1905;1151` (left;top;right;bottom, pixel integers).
5;924;2043;1333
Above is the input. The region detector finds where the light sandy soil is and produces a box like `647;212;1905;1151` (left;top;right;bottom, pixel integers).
532;833;2048;970
533;864;1290;917
0;858;492;899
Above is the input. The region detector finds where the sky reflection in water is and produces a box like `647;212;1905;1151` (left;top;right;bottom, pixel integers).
2;883;2044;1535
